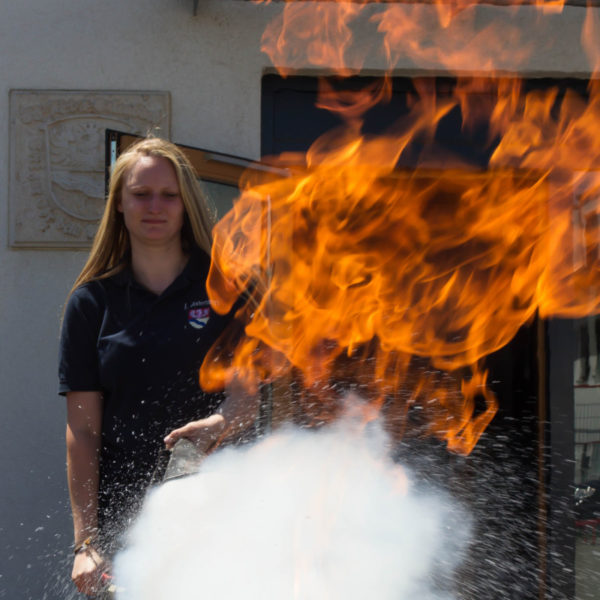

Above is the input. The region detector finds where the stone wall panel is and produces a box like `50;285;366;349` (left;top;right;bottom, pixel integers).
9;90;170;248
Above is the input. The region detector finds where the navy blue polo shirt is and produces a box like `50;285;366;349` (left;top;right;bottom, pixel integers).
59;248;235;539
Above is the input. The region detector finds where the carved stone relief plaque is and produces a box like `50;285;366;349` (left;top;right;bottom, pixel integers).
9;90;170;248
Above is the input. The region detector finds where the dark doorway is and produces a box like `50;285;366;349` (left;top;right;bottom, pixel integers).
261;74;581;600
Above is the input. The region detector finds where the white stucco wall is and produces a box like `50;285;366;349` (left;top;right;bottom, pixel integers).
0;1;597;598
0;2;273;598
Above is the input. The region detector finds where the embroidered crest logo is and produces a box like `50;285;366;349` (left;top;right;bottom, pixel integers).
188;306;211;329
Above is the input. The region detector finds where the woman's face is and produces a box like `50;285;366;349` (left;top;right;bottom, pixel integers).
118;155;185;249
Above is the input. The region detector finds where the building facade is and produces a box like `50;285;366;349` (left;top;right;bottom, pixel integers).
1;1;598;598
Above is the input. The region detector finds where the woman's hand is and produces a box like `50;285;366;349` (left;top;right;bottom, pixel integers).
71;546;106;597
164;413;226;453
164;379;261;454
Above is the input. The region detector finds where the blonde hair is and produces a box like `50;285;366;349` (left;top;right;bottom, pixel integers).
69;137;215;296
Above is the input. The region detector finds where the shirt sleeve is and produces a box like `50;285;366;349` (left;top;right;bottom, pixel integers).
58;284;103;396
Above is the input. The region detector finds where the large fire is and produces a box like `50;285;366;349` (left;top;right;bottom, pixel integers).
200;0;600;454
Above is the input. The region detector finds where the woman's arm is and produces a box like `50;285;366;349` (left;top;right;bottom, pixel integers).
164;381;260;454
66;391;105;595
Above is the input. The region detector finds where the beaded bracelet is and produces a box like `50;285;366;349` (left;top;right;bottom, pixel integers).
73;537;94;555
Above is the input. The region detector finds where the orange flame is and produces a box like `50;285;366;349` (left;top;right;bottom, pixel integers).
201;0;600;454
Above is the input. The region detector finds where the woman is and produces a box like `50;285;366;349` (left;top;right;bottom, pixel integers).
59;137;255;596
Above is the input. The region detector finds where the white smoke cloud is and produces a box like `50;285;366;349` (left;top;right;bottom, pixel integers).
114;416;470;600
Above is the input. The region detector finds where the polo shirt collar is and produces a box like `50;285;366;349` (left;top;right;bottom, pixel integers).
109;247;210;291
181;247;210;283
